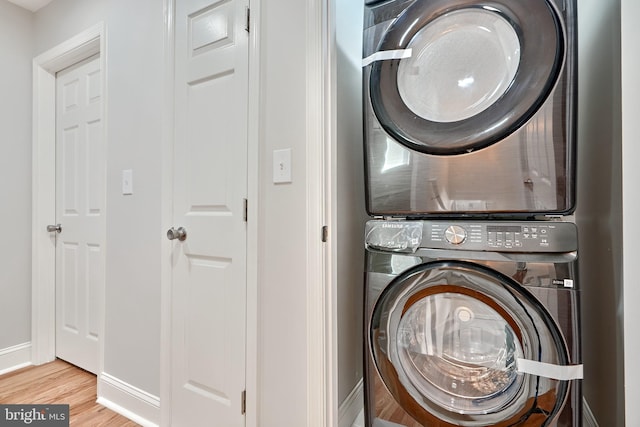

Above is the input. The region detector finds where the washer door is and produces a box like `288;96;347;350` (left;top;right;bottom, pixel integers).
370;260;569;426
369;0;564;155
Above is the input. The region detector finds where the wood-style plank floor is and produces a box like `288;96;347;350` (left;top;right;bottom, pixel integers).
0;359;140;426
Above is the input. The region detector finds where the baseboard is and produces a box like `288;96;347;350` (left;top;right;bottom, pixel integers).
0;342;32;375
97;372;160;427
339;378;364;427
583;397;599;427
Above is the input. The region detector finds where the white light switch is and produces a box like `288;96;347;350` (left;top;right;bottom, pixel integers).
122;169;133;195
273;149;292;184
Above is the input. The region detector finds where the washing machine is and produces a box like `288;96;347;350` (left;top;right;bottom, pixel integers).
364;220;582;426
362;0;578;217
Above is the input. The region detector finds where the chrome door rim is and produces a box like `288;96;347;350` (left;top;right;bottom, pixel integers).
369;0;564;155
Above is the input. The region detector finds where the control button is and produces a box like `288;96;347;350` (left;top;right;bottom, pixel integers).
445;225;467;245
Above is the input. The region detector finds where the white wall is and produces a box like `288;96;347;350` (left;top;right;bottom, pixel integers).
34;0;165;399
621;0;640;424
31;1;321;425
576;0;623;425
32;0;105;52
0;0;33;353
335;0;367;408
256;1;310;425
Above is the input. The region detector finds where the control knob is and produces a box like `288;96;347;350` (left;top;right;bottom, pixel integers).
445;225;467;245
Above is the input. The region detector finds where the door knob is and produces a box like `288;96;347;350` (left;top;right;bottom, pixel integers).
46;224;62;233
167;227;187;241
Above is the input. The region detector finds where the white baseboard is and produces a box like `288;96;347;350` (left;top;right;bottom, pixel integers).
0;342;32;375
340;379;364;427
97;372;160;427
583;397;599;427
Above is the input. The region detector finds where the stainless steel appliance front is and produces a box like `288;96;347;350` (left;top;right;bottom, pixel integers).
362;0;578;217
364;220;582;426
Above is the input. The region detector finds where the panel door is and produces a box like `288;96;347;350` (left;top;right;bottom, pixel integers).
55;54;104;375
171;0;249;425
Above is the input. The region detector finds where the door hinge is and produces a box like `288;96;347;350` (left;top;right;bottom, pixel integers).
245;7;250;33
321;225;328;243
243;198;248;222
241;390;246;414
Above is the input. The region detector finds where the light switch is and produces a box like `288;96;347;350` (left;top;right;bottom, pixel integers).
122;169;133;195
273;149;292;184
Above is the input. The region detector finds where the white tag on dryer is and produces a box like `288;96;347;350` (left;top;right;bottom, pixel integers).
362;49;413;67
517;358;583;381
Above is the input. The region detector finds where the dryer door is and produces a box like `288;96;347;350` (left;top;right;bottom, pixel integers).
369;0;564;155
370;260;570;426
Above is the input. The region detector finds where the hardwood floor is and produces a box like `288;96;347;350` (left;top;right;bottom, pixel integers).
0;359;140;426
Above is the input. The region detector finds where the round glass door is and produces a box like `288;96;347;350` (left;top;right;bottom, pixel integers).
369;0;564;155
397;9;521;123
370;260;569;426
398;292;524;414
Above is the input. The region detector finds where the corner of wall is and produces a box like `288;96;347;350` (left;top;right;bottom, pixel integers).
97;372;160;427
0;343;32;376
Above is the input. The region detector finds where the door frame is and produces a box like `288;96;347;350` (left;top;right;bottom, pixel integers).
308;0;336;426
31;23;106;369
159;1;261;425
160;0;334;425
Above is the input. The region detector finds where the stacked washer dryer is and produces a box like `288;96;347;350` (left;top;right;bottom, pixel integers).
361;0;583;426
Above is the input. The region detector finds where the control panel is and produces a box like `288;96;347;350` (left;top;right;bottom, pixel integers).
426;221;577;253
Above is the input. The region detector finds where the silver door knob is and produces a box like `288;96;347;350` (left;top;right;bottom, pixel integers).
167;227;187;241
47;224;62;233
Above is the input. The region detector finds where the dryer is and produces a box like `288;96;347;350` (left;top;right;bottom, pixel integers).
364;220;582;426
362;0;578;217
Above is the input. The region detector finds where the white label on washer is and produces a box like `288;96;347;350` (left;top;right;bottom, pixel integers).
564;279;574;288
362;49;413;67
517;358;583;380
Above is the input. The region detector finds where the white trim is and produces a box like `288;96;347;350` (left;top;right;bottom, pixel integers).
326;0;339;425
583;398;600;427
351;410;364;427
622;1;640;425
0;343;32;375
245;0;261;426
339;379;364;427
97;373;160;427
306;0;333;426
31;22;106;368
160;1;175;425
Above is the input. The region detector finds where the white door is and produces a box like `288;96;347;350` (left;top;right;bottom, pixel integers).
55;54;104;375
171;0;249;425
